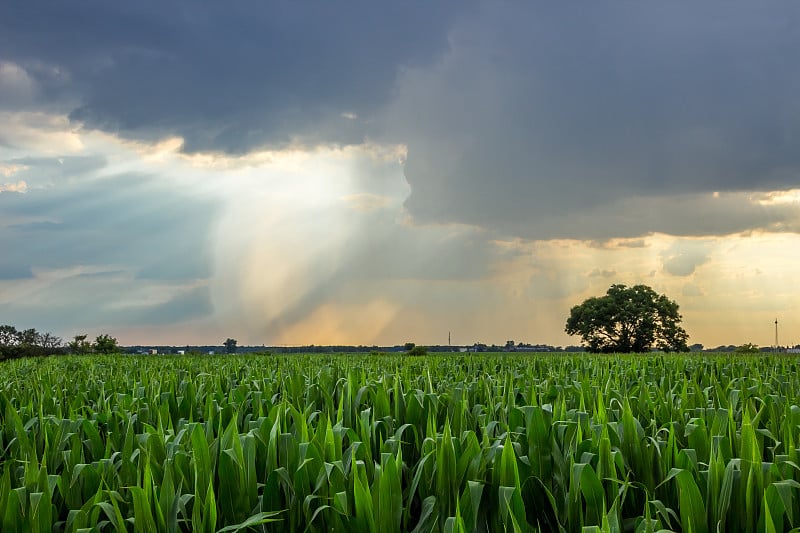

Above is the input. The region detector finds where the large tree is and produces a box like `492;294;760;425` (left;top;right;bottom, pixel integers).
224;338;238;354
565;284;689;353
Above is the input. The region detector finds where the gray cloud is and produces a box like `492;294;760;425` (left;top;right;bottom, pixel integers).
0;263;33;280
9;221;67;232
682;283;705;297
2;274;212;334
0;1;472;151
0;60;39;108
589;268;617;279
615;240;648;249
0;158;217;336
3;2;799;242
661;241;711;277
510;193;800;240
4;156;107;185
0;171;216;278
132;285;213;326
0;153;220;344
382;3;800;239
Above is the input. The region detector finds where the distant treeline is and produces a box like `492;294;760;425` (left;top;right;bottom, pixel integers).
0;325;66;360
125;345;456;355
124;343;584;355
0;325;120;361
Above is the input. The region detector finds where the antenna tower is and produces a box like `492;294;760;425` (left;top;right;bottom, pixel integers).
775;318;779;353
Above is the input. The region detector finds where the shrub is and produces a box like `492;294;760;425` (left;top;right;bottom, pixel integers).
407;345;428;356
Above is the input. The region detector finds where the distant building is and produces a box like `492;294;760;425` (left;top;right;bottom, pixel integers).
149;349;158;355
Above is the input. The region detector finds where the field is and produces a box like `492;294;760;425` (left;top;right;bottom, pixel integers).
1;353;799;532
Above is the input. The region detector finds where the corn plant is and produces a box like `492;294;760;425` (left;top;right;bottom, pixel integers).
1;353;800;532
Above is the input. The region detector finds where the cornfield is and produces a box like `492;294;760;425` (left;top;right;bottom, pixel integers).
1;353;799;532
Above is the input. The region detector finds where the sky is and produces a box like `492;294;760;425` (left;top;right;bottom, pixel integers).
1;2;799;349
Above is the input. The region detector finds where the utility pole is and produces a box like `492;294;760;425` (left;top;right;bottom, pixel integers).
448;331;451;347
775;318;779;353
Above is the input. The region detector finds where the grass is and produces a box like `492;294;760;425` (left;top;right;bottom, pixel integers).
1;352;799;532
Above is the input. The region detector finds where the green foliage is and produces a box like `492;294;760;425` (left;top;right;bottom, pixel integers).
224;338;238;354
407;345;428;356
0;353;798;531
565;284;690;353
92;333;118;354
67;334;92;354
0;324;64;360
0;324;18;346
735;343;761;354
404;342;416;351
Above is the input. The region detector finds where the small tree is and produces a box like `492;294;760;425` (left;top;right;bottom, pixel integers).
93;334;119;354
18;328;39;346
0;325;19;346
734;343;760;355
407;345;428;356
565;284;689;353
224;338;238;354
39;332;62;349
68;335;93;354
404;342;416;352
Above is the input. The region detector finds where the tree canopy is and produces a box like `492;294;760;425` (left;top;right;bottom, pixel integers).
565;284;689;353
0;324;65;360
93;334;119;354
1;325;122;358
224;338;238;354
68;335;92;354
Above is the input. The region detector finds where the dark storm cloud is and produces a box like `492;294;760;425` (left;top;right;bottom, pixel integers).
2;2;799;243
383;2;800;239
0;1;472;151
